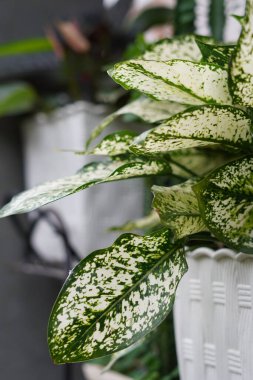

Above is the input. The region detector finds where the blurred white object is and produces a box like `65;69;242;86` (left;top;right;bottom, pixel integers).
132;0;175;11
195;0;211;36
82;364;131;380
103;0;119;8
22;102;144;262
224;0;246;42
174;247;253;380
195;0;246;41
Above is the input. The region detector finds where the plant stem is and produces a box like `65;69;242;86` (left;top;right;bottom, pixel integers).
169;157;199;177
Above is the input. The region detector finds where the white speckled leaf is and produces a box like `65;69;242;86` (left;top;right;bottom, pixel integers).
48;229;187;363
141;35;204;62
0;157;170;217
85;98;187;149
130;105;252;155
110;210;160;232
89;131;137;156
194;156;253;253
197;41;235;68
109;59;232;105
152;181;206;239
230;0;253;106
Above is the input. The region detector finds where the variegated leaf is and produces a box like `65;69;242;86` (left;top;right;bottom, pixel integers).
110;210;160;231
141;35;204;62
109;59;232;105
48;229;187;363
152;181;206;239
0;157;171;217
88;131;137;156
194;156;253;253
197;40;235;68
85;98;187;149
130;105;253;155
230;0;253;106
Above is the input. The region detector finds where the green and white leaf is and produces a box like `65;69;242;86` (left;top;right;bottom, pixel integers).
0;82;37;117
110;210;160;231
141;35;204;62
48;229;187;363
88;131;137;156
86;98;187;149
0;157;171;217
197;40;235;68
130;105;253;155
109;59;232;105
152;181;207;239
230;0;253;106
194;156;253;253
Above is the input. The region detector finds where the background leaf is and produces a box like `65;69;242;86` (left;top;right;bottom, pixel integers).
0;82;37;117
85;98;187;149
110;210;160;232
0;37;52;56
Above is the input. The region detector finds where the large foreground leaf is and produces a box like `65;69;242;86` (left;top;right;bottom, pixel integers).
230;0;253;106
48;229;187;363
153;181;206;239
109;59;232;105
0;157;170;217
194;156;253;253
130;105;253;155
85;98;187;148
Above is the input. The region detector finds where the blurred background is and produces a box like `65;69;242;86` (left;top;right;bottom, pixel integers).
0;0;245;379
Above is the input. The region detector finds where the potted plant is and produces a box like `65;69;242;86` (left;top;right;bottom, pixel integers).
0;0;252;378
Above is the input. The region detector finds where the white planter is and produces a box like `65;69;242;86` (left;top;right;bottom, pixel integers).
174;247;253;380
22;101;144;263
195;0;245;41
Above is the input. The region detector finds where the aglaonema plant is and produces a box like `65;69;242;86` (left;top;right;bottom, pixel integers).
0;0;252;365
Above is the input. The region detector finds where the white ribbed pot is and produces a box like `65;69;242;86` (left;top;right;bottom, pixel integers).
174;247;253;380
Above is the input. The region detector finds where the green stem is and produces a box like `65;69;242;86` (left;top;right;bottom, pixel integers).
169;157;198;177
